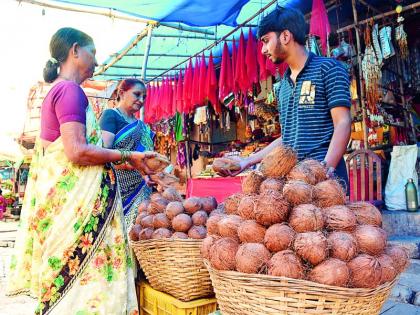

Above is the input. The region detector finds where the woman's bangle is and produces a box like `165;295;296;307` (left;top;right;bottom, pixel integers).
115;150;132;165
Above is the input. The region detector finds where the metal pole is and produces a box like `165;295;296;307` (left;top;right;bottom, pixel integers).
140;24;154;120
351;0;369;149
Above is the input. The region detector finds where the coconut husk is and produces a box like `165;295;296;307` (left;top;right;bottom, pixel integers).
267;250;305;279
151;172;180;189
209;237;239;271
313;180;346;208
242;171;265;194
354;225;387;256
149;194;169;214
218;215;243;240
347;202;382;226
287;163;317;185
260;146;298;178
328;231;358;262
259;178;285;194
139;227;154;240
294;231;328;266
288;204;324;233
212;158;241;173
140;215;154;228
235;243;271;274
172;232;188;239
183;197;202;214
129;224;142;241
145;154;171;172
138;200;150;214
201;196;218;213
385;245;410;274
377;254;397;284
153;213;171;229
135;211;148;225
237;220;267;243
264;223;295;253
255;191;290;226
188;225;207;239
206;214;224;235
201;235;219;259
165;201;184;220
299;159;327;183
237;195;258;220
152;228;172;239
192;210;208;226
348;254;382;288
162;187;183;202
322;205;357;232
308;258;350;287
282;180;313;207
224;193;244;215
172;213;193;232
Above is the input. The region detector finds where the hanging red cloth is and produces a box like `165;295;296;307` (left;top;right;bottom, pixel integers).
231;37;238;94
176;70;184;113
147;84;156;123
219;42;233;102
191;57;201;109
309;0;331;56
198;53;207;105
183;60;193;113
235;31;249;95
257;40;269;81
172;77;177;117
144;84;151;123
205;52;219;113
245;28;258;86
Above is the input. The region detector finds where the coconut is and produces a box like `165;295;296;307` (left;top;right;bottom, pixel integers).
255;191;289;226
347;202;382;226
153;213;171;229
267;250;305;279
150;172;180;188
377;254;397;284
129;224;142;241
260;146;298;178
138;200;150;213
201;196;218;214
237;220;267;243
235;243;271;274
237;195;258;220
201;235;219;259
287;163;317;185
152;228;172;239
294;231;328;266
288;204;324;232
188;225;207;239
282;180;313;207
149;194;169;214
264;224;295;252
328;231;358;262
313;180;346;208
300;159;327;183
183;197;202;214
172;232;188;239
242;171;265;194
162;187;183;202
192;210;208;226
165;201;184;220
224;193;244;215
354;225;387;256
348;254;382;288
139;227;154;240
212;158;241;173
209;237;239;271
145;154;170;172
140;215;154;229
206;214;224;235
322;205;357;232
308;258;350;287
385;245;409;273
259;178;285;193
218;215;243;240
172;213;193;233
135;211;149;225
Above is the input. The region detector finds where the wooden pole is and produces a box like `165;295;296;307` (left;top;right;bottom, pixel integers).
351;0;369;149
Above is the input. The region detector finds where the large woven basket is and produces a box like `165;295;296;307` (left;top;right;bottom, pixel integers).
205;260;397;315
130;239;213;302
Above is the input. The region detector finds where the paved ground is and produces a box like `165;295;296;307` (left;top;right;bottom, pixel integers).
1;220;419;315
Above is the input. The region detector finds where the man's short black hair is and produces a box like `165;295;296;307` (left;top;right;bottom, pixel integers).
257;6;307;46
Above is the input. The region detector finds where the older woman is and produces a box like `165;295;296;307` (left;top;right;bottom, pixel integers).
6;27;154;315
100;78;154;229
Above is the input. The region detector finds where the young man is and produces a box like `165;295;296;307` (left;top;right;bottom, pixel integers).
220;6;351;188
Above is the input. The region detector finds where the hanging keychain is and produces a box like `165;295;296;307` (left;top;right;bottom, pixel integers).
395;5;409;60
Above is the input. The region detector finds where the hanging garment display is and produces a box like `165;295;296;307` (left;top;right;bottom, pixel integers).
372;24;383;66
379;26;395;59
219;42;233;103
193;106;208;125
307;35;322;56
395;18;408;60
205;52;219;113
309;0;331;56
361;25;381;114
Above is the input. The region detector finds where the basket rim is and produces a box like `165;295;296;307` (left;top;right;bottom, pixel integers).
130;238;203;246
204;260;397;297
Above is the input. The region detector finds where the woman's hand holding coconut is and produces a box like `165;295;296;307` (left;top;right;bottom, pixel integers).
126;151;158;176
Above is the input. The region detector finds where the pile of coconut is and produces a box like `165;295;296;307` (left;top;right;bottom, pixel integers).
205;146;409;289
129;187;224;241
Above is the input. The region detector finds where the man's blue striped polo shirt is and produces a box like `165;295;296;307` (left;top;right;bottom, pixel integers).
274;52;351;161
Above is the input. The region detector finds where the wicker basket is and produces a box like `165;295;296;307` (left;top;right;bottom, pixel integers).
130;239;213;302
204;260;397;315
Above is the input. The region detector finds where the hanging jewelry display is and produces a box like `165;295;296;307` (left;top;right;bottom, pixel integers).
361;23;381;114
395;18;409;60
379;26;395;59
372;24;383;66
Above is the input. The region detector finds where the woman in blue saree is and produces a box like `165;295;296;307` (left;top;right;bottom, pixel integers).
100;78;154;229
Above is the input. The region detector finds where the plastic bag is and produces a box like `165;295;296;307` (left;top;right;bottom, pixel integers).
385;145;419;210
